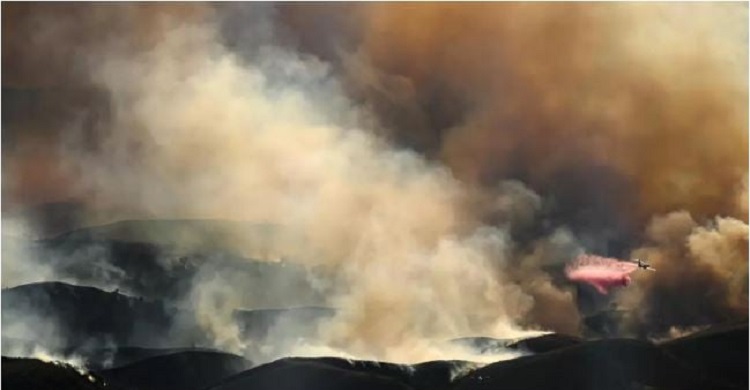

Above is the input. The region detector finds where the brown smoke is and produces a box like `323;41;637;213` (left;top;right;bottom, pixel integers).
2;3;210;210
620;211;749;335
6;3;746;226
277;3;747;227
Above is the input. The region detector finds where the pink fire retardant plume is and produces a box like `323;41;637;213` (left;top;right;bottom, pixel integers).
565;254;639;295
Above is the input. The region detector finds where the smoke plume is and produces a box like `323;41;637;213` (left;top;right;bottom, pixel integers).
2;2;746;360
14;5;546;362
281;3;747;227
620;212;749;336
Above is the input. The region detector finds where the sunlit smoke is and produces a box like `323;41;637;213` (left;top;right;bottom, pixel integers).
50;10;546;362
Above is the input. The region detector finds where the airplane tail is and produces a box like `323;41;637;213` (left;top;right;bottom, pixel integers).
631;258;656;272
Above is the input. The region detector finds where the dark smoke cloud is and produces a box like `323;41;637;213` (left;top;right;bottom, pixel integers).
276;3;748;229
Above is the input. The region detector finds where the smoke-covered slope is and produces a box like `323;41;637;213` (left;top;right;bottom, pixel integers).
2;314;745;390
64;346;231;371
233;307;335;341
31;219;325;305
2;281;335;354
1;281;186;349
506;333;584;353
200;324;746;390
1;357;112;390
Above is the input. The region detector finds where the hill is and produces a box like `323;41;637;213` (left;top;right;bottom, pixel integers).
2;281;336;355
207;357;415;390
1;357;112;390
32;219;326;305
452;337;738;390
97;350;252;390
3;316;746;390
660;321;748;389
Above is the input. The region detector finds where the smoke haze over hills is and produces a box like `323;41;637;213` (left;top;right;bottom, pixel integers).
2;2;747;364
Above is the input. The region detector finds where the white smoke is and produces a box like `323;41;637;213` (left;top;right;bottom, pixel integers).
58;11;548;362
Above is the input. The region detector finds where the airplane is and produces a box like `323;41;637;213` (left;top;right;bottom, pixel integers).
630;258;656;271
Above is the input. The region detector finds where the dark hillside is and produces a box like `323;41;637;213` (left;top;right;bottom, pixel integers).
661;322;748;389
452;338;736;390
208;358;414;390
2;357;113;390
98;350;252;390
